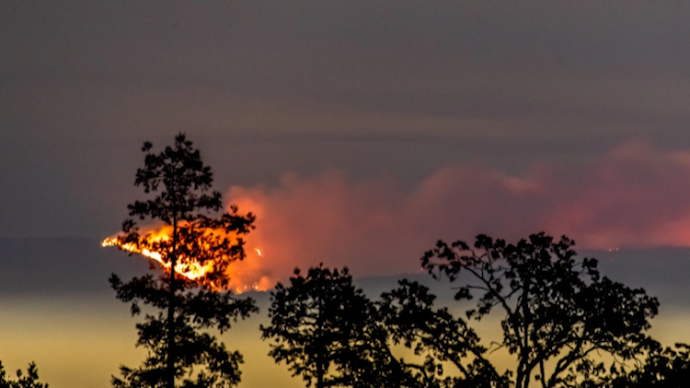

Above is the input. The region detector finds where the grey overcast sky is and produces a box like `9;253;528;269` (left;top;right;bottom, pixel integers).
2;1;690;240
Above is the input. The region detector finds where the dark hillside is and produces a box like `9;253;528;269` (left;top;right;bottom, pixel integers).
0;237;147;295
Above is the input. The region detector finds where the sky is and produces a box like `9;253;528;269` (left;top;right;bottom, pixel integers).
3;1;690;387
3;1;690;241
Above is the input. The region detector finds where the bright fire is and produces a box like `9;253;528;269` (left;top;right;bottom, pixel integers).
102;225;272;293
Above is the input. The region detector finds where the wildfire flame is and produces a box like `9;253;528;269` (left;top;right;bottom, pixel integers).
102;225;271;293
102;238;215;281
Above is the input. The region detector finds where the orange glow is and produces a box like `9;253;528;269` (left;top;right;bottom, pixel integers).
102;224;271;293
102;237;214;281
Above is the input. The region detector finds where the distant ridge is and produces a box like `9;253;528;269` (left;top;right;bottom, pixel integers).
0;236;147;296
0;237;687;306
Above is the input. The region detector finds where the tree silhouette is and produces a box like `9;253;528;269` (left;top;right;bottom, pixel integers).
262;265;505;388
261;234;689;387
601;343;690;388
421;232;660;388
0;362;48;388
261;265;394;388
379;279;511;387
108;133;257;388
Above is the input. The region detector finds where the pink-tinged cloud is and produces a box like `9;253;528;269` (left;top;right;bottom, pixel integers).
225;141;690;284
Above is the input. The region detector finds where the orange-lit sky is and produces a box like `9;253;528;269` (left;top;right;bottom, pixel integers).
3;1;690;387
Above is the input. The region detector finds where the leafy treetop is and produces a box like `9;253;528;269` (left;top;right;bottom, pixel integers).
422;232;660;388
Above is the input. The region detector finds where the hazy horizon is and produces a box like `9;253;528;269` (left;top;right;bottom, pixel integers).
0;237;689;387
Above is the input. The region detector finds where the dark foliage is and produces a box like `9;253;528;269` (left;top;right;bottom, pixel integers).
0;362;48;388
109;133;257;388
603;343;690;388
260;265;384;388
379;279;511;387
422;232;661;388
262;265;510;388
261;232;683;388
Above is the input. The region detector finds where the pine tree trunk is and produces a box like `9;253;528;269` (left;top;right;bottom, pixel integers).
316;301;324;388
317;354;324;388
167;216;177;388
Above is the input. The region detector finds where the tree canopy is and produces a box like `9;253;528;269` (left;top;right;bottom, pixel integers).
421;232;660;388
261;265;384;388
108;133;257;388
262;233;682;388
0;362;48;388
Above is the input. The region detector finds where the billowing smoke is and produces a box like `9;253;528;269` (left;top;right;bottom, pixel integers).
226;141;690;284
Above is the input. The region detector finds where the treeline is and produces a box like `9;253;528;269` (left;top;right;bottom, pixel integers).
8;232;690;388
258;233;690;388
107;229;690;388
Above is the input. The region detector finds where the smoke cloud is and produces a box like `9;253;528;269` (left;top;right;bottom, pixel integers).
226;141;690;283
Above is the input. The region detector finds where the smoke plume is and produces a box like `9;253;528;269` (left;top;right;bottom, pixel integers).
226;141;690;283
